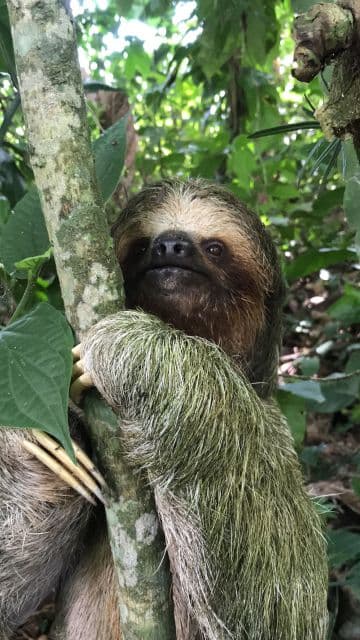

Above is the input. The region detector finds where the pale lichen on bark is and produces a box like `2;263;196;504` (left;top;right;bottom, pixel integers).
6;0;174;636
85;399;175;638
6;0;123;338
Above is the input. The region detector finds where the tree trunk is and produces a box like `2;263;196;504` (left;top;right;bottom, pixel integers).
5;0;175;637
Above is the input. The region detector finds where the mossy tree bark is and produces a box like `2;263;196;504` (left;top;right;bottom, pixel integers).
292;1;360;155
5;0;175;637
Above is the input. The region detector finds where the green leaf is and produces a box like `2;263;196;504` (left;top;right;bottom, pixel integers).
285;248;356;282
93;116;127;202
0;0;16;78
312;187;345;216
277;389;306;447
352;478;360;497
0;195;10;227
346;562;360;600
249;121;321;139
0;187;49;276
0;303;74;457
228;135;256;190
124;42;152;79
307;371;360;413
341;139;359;181
343;174;360;255
280;379;325;403
327;528;360;568
328;284;360;324
346;349;360;375
84;81;123;93
0;119;127;272
296;356;320;376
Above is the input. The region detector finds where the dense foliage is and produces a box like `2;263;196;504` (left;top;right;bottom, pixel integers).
0;0;359;637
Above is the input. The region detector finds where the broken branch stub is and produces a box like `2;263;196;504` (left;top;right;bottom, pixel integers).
292;1;360;145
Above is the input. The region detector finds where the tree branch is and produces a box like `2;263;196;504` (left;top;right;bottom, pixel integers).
292;1;360;152
5;0;174;636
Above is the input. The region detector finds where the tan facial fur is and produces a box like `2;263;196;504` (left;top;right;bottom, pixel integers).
112;179;285;394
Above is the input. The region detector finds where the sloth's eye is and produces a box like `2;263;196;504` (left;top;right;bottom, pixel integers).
132;239;149;257
205;241;224;257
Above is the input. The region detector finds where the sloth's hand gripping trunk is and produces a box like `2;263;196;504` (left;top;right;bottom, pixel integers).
81;309;328;640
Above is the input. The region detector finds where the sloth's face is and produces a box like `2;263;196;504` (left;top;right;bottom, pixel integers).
114;188;271;350
112;180;285;388
121;229;229;311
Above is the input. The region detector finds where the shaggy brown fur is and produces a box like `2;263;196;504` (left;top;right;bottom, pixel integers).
0;179;327;640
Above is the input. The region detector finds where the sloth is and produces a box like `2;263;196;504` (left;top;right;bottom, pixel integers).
0;179;328;640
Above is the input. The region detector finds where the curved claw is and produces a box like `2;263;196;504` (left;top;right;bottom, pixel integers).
72;344;82;361
71;344;94;404
22;430;108;506
70;372;94;404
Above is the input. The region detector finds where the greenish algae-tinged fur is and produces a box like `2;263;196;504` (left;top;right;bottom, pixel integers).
82;309;329;640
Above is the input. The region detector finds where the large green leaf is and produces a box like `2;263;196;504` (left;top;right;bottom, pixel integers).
0;303;74;456
285;248;356;282
93;116;127;202
0;117;127;273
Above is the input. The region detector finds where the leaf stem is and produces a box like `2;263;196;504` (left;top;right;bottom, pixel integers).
9;267;39;324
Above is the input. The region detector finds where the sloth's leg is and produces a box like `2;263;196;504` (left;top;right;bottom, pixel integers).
0;429;92;638
50;517;121;640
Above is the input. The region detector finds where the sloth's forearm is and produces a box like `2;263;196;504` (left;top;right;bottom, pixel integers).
82;310;296;484
81;310;328;640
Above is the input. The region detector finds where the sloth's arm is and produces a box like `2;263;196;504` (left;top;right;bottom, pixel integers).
81;309;292;485
81;309;329;640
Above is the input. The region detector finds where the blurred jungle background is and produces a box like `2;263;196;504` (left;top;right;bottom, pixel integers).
0;0;359;638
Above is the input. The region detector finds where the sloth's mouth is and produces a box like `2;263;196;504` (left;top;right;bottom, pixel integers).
141;265;208;292
146;265;202;275
145;265;208;280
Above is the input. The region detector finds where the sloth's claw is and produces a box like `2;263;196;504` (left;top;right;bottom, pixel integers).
71;344;94;404
70;372;94;404
72;344;82;360
22;430;107;505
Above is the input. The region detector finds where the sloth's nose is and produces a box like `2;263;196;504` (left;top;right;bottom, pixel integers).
152;233;194;258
